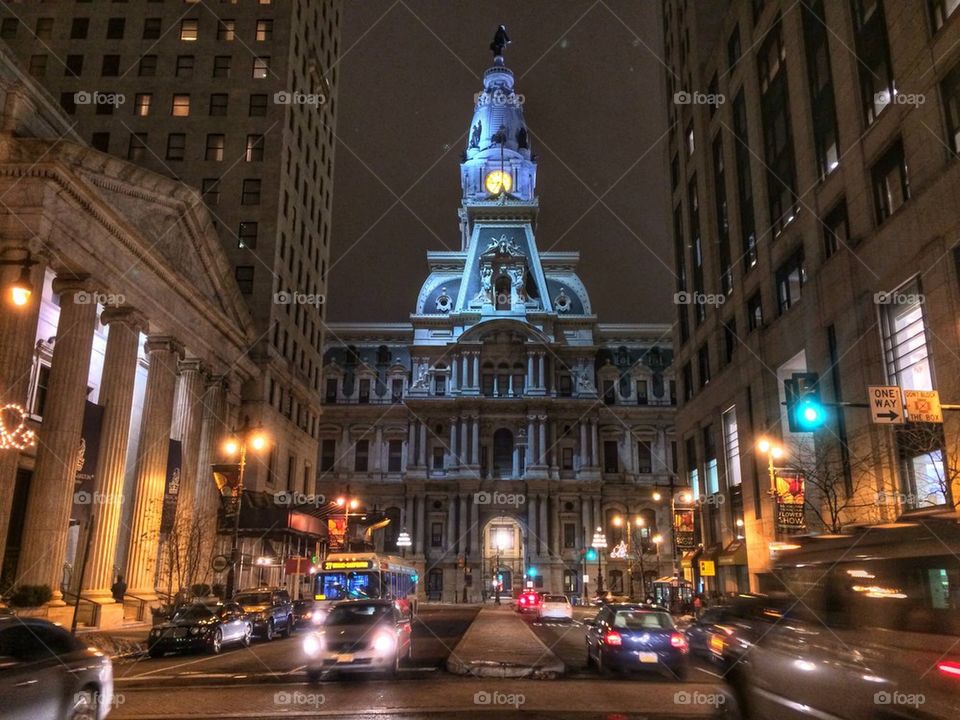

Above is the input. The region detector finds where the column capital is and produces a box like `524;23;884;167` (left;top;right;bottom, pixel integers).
100;307;147;333
51;273;96;298
205;372;230;391
144;335;184;358
178;357;205;375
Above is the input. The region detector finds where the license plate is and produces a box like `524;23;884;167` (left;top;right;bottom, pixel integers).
336;654;354;663
710;635;725;654
638;652;658;663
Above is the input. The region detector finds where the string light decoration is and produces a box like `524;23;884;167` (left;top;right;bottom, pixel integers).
0;404;37;450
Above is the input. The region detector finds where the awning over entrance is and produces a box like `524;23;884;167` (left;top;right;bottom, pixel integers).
680;548;702;569
702;543;723;561
718;540;748;567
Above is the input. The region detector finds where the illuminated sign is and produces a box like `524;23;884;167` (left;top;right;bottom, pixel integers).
775;471;806;532
609;541;628;559
322;560;373;570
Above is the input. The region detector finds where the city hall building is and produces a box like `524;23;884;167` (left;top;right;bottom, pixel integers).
317;50;678;602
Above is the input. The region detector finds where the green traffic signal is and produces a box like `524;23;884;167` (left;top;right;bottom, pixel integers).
585;548;598;562
785;372;827;432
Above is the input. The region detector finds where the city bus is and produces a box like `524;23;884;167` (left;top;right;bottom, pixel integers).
314;552;419;619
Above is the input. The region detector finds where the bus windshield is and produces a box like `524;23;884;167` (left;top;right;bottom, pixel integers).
318;570;382;601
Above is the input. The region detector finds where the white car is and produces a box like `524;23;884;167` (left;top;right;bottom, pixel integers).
537;593;573;620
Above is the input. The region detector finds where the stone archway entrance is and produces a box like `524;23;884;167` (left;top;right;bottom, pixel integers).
481;515;524;600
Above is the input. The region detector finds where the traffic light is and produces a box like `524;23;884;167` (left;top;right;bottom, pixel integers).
526;566;537;578
585;548;598;562
785;372;826;432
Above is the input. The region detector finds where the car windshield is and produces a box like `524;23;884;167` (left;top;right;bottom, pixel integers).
544;595;567;603
614;610;675;630
235;592;271;605
173;605;217;621
326;604;392;626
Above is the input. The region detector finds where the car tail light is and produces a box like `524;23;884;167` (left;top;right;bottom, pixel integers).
519;597;526;604
938;661;960;679
671;633;689;652
604;631;622;646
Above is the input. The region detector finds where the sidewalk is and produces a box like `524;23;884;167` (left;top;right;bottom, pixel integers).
445;606;564;679
76;623;150;659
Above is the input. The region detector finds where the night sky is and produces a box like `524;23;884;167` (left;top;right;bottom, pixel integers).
327;1;673;324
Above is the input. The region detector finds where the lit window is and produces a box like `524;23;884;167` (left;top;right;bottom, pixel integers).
245;134;264;162
253;57;270;79
880;278;931;391
722;406;742;487
134;93;152;117
256;20;273;41
171;94;190;117
217;20;235;41
180;19;198;41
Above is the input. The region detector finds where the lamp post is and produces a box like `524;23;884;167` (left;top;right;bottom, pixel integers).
221;422;270;598
396;529;412;558
335;496;361;550
493;529;507;605
756;437;786;497
652;533;663;578
591;527;607;595
0;252;37;308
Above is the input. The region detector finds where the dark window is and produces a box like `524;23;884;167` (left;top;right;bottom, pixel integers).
35;18;53;40
325;378;338;403
241;179;261;205
209;94;228;116
432;446;445;470
143;18;161;39
205;134;225;161
851;0;894;125
391;379;403;402
358;379;370;404
636;379;648;404
238;222;257;249
65;55;83;77
32;364;51;416
603;440;619;473
139;55;157;76
320;439;335;472
388;440;403;472
354;440;369;472
201;178;220;206
930;0;960;30
803;0;840;179
213;55;231;78
871;138;910;223
249;94;268;116
723;319;737;365
732;91;757;268
637;442;653;473
127;133;147;161
431;523;443;547
70;18;89;40
748;292;763;330
106;17;125;39
91;132;109;152
235;266;254;294
603;379;616;405
682;363;694;402
59;92;77;115
823;199;848;259
563;523;576;548
698;345;711;387
776;249;806;314
941;60;960;155
245;134;264;162
713;135;733;294
28;55;47;78
689;175;705;324
165;133;185;161
561;447;573;470
175;55;194;78
727;25;741;71
101;55;120;76
0;19;17;39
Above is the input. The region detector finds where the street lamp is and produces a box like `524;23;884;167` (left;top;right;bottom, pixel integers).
396;529;412;558
591;527;607;595
652;534;663;578
756;437;786;497
335;496;361;550
612;514;647;598
493;529;508;605
220;422;270;598
0;252;36;308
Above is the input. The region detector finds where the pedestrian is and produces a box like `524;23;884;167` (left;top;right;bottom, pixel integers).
693;594;703;619
111;574;127;603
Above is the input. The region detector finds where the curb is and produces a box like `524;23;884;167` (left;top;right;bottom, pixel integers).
444;609;564;679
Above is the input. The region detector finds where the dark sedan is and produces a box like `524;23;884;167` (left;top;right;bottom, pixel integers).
585;603;689;679
147;602;251;657
302;599;412;680
0;615;114;720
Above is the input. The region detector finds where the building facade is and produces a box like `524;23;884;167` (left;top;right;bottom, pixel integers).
662;0;960;593
0;0;342;499
316;48;678;603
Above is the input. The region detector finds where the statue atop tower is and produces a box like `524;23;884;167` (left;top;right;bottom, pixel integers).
490;25;511;59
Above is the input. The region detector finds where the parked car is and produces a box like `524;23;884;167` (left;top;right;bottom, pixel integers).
591;592;632;606
538;594;573;621
302;599;412;680
0;615;114;720
147;602;251;657
584;603;689;679
293;598;317;627
234;587;294;640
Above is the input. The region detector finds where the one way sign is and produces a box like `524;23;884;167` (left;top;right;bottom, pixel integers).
868;385;904;424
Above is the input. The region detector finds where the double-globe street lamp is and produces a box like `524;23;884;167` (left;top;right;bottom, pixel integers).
612;514;646;598
591;527;608;595
220;422;270;598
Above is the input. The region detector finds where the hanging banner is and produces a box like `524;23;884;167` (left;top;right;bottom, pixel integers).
160;440;183;534
775;470;806;533
71;400;105;526
327;517;346;548
674;508;696;549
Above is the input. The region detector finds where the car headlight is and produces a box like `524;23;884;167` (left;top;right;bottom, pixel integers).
372;632;396;654
303;632;324;658
189;627;200;635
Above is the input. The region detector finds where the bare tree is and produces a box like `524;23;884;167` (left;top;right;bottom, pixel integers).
891;422;960;513
160;514;212;602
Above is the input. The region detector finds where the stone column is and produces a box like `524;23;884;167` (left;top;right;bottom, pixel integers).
471;416;479;465
446;496;456;547
407;423;416;466
83;308;146;603
472;353;479;389
527;353;534;389
460;417;468;466
579;422;588;469
170;359;205;551
15;276;99;602
450;356;458;392
404;496;413;531
550;495;560;556
194;375;229;579
415;495;425;555
125;337;183;598
538;416;547;465
538;354;546;389
371;426;382;473
591;420;599;468
418;422;427;466
486;443;494;478
527;495;537;557
526;416;535;467
582;498;592;544
449;418;458;468
459;495;468;554
0;251;45;570
469;495;479;558
539;494;548;555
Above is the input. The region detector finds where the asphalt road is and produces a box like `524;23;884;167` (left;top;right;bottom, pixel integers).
106;605;737;719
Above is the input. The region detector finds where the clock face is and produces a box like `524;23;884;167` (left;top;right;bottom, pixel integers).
484;170;513;195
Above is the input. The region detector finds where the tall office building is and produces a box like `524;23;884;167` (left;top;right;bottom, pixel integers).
662;0;960;594
0;0;342;494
